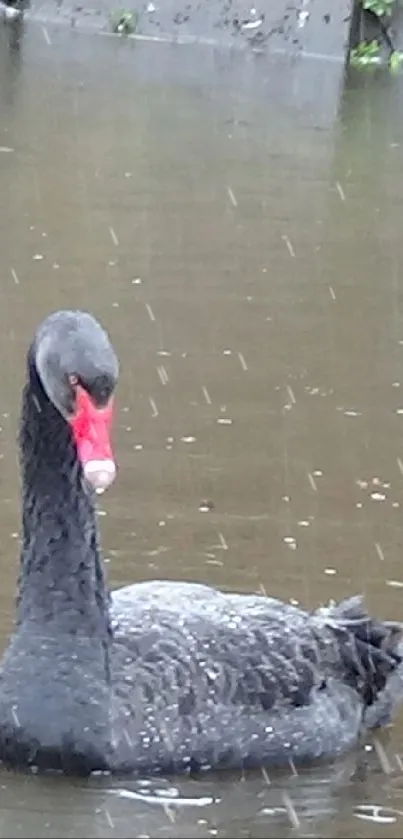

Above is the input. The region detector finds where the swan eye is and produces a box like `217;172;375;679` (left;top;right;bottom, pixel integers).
69;374;79;388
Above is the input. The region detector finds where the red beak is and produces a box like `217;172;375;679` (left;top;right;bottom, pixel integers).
68;386;116;493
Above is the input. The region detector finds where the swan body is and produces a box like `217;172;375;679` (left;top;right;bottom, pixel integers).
0;310;401;776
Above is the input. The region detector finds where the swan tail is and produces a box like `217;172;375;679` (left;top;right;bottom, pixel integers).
314;595;403;708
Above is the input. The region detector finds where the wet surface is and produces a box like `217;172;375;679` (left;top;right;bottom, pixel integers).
1;20;403;839
18;0;352;61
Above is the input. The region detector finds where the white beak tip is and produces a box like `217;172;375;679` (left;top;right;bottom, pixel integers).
83;459;117;492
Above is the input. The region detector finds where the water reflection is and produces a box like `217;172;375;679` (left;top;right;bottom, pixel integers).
0;749;392;838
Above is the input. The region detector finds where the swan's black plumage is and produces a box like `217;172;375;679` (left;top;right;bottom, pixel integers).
0;310;401;776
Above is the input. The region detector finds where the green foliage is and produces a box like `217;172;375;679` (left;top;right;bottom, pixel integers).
362;0;395;16
351;0;403;69
390;48;403;69
350;38;381;65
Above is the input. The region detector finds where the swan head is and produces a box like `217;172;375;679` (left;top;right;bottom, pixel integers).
34;310;119;492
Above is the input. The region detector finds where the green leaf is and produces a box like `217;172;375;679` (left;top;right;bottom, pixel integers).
390;49;403;71
362;0;395;16
350;39;381;66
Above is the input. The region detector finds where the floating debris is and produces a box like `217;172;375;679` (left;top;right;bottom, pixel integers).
241;8;264;30
33;254;44;261
307;472;318;491
297;9;309;27
324;568;337;575
283;536;297;550
242;16;263;29
328;285;336;300
181;436;196;444
149;397;158;418
10;267;19;285
217;418;233;425
370;492;386;501
199;500;214;513
386;579;403;588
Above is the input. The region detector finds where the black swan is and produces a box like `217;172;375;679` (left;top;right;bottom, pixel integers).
0;308;402;776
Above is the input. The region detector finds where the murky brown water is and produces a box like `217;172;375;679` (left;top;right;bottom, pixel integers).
1;20;403;838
